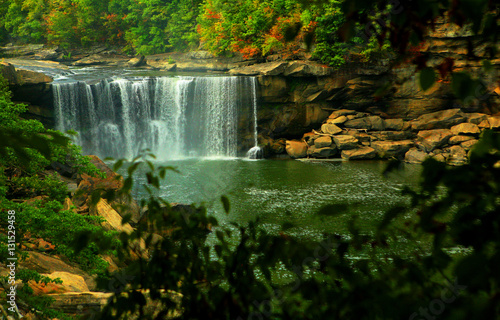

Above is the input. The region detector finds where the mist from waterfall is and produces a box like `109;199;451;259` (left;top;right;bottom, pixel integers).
53;76;258;160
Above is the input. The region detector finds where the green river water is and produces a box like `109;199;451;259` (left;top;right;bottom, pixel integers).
129;158;422;240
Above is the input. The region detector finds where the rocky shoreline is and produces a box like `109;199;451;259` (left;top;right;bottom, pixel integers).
284;108;500;165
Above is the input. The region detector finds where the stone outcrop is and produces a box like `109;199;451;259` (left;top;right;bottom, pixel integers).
285;140;308;158
289;107;498;166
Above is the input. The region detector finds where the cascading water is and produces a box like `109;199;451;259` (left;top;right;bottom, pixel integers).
53;76;259;160
246;77;263;159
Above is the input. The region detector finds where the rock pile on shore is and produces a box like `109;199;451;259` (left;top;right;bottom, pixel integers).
286;108;500;165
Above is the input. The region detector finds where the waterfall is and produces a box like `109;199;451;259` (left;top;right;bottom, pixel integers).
53;76;258;160
246;77;263;160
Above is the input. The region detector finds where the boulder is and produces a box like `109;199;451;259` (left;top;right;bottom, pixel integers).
341;147;377;160
488;116;500;129
344;117;370;130
230;61;288;76
285;140;308;158
467;113;488;125
367;116;386;131
449;135;474;145
321;123;342;135
76;155;141;224
370;131;415;141
73;54;107;66
41;272;89;293
92;199;134;234
371;140;414;158
48;292;113;314
303;133;319;146
326;115;348;124
0;62;19;85
186;51;215;59
461;139;478;150
384;118;405;131
450;123;480;136
417;129;453;152
127;55;145;67
34;48;60;60
311;147;337;158
314;136;333;148
16;69;53;84
345;129;371;143
405;148;428;164
446;145;467;166
328;109;357;118
284;61;333;77
20;252;96;290
478;119;490;129
411;109;466;130
332;135;359;150
344;116;385;131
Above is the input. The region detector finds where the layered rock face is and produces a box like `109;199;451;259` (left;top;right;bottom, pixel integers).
285;108;499;165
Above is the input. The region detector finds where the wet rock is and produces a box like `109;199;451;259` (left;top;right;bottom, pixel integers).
311;146;337;158
371;140;414;158
285;140;308;158
332;135;359;150
314;136;333;148
417;129;453;152
449;135;474;145
321;123;342;135
341;147;377;160
411;109;466;130
405;148;428;164
450;123;480;136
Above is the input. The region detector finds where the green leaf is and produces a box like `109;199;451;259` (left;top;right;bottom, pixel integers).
221;195;230;214
420;67;436;91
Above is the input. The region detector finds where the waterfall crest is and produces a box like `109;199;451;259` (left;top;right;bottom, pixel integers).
53;76;258;160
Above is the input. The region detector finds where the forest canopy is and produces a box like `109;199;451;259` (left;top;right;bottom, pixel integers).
0;0;387;66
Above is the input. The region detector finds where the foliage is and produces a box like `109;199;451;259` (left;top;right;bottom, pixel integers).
124;0;202;55
0;269;71;320
75;130;500;319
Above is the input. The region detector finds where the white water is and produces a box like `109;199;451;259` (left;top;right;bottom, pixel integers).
53;76;259;160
